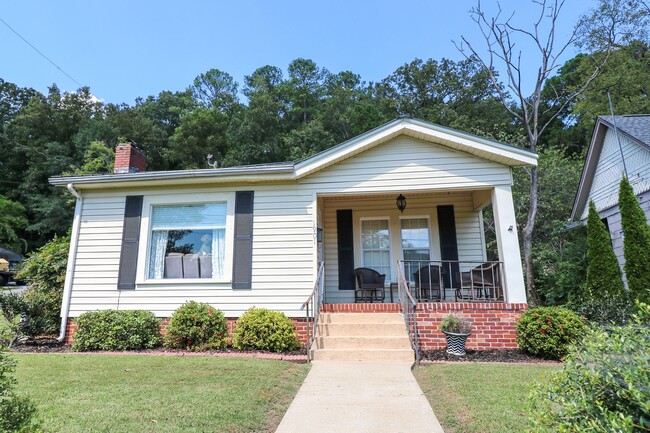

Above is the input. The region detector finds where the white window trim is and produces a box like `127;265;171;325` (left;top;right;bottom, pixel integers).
357;216;393;282
399;215;433;262
136;192;236;285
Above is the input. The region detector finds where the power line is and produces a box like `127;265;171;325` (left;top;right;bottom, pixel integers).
0;16;83;88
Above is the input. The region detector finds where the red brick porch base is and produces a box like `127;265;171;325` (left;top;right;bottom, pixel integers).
63;317;309;346
416;302;528;350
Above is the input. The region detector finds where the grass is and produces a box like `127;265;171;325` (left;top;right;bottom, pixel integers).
414;363;560;433
13;354;310;433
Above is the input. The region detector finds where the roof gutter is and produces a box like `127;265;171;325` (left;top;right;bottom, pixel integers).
57;183;82;343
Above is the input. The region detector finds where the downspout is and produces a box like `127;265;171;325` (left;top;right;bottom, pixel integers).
57;183;83;343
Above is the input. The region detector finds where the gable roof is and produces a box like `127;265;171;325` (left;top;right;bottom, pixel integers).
571;114;650;220
50;117;537;189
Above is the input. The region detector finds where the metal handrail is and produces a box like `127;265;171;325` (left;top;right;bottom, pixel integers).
401;259;505;302
397;261;420;363
301;262;325;362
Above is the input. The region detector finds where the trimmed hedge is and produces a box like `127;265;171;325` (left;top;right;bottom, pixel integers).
73;310;162;351
515;306;587;360
232;307;300;353
164;302;228;350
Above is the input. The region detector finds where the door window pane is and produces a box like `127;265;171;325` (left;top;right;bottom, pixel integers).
401;218;431;262
361;219;391;279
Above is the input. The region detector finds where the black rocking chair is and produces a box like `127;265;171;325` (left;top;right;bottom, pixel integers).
354;268;386;303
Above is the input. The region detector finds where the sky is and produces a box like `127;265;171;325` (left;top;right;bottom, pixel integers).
1;0;596;105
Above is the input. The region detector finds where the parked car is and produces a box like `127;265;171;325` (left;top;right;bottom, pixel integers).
0;247;23;286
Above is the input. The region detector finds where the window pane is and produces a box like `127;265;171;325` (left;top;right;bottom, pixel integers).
149;203;226;280
361;219;391;280
401;218;430;262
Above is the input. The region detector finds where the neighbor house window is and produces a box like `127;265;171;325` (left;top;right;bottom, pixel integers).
148;203;226;279
401;218;431;262
361;219;391;279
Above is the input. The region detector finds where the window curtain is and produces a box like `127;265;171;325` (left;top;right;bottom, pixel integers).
212;228;225;279
149;230;168;279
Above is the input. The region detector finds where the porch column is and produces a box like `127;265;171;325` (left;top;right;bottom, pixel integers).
491;185;527;303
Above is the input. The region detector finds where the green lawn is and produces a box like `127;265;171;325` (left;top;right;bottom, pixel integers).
13;354;310;433
414;363;560;433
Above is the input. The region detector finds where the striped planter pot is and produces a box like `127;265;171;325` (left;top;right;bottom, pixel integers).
442;331;471;356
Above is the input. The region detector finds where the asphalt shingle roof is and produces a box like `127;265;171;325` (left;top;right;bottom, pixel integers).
601;115;650;147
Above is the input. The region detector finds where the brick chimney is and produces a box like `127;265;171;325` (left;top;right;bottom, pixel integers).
114;143;147;174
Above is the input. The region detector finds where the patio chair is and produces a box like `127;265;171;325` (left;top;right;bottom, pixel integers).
354;268;386;303
413;265;443;301
457;262;502;300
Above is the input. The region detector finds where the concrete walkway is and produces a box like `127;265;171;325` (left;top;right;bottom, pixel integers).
275;361;445;433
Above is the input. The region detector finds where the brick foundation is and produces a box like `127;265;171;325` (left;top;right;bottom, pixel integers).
64;317;309;346
416;302;527;350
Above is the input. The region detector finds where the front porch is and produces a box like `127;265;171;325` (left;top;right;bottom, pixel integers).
317;186;526;305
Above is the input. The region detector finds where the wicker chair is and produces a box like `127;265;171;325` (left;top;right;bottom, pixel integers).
354;268;386;303
413;265;443;301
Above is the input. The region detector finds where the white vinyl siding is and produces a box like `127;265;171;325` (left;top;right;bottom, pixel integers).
68;135;511;314
581;129;650;220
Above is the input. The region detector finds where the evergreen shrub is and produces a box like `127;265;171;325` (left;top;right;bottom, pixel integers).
232;307;300;353
73;310;162;351
164;301;228;350
515;306;587;359
529;302;650;432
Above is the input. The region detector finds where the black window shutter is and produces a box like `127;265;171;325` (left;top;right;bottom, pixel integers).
437;205;460;288
117;196;143;290
336;209;355;290
232;191;254;289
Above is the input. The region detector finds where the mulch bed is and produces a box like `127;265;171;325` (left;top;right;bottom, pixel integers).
420;349;561;364
9;337;308;362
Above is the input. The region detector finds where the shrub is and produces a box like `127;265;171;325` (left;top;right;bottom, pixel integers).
619;177;650;305
529;302;650;432
440;314;471;334
0;294;27;346
73;310;162;351
515;306;587;359
583;201;630;324
15;234;70;336
164;302;228;350
0;349;40;432
232;307;300;353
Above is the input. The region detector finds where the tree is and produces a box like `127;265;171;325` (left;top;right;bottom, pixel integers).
167;108;230;169
584;201;629;323
0;196;27;253
282;58;329;126
619;177;650;304
457;0;608;304
190;68;240;112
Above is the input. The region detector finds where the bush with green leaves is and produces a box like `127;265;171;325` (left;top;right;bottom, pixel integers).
164;302;228;350
583;201;631;324
529;302;650;432
515;306;587;360
15;234;70;336
232;307;300;353
72;310;162;351
619;177;650;305
0;294;27;346
0;349;40;432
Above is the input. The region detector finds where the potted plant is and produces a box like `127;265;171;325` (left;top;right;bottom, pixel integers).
440;314;472;356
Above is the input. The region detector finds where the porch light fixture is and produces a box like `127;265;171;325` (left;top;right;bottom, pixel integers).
396;194;407;213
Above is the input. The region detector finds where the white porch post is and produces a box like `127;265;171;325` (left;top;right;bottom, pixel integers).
491;185;527;303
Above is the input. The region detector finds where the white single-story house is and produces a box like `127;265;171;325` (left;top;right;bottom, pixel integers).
50;118;537;351
572;115;650;275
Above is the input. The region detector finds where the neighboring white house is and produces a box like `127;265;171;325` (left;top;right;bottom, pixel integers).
50;118;537;342
571;115;650;271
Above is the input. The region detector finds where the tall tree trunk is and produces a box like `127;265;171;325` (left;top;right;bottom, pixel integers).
523;166;541;305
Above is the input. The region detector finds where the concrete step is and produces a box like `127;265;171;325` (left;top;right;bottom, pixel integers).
320;312;404;324
318;323;407;337
311;348;415;362
315;336;411;350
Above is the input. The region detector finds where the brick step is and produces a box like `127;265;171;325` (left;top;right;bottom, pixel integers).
319;312;404;324
315;336;411;350
310;348;415;362
317;323;407;337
